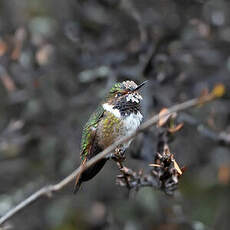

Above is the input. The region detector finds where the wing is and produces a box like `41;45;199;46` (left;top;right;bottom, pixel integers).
80;105;104;161
74;105;104;193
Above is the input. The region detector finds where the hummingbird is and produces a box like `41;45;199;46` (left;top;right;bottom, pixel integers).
74;80;146;193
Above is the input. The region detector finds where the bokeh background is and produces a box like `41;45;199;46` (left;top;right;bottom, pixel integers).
0;0;230;229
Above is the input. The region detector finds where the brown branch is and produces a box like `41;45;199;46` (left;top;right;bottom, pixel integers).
116;161;131;190
0;93;219;226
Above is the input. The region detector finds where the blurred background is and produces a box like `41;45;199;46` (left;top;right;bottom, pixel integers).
0;0;230;229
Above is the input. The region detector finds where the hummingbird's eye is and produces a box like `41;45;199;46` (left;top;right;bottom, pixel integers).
116;92;122;97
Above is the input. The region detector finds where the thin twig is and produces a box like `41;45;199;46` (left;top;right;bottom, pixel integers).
0;93;218;226
117;161;131;189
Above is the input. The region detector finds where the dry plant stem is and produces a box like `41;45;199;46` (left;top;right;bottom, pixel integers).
0;94;216;226
117;161;131;189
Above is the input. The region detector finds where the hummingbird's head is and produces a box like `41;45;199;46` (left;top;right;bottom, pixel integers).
106;80;146;106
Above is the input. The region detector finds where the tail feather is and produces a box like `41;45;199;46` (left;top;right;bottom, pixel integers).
73;158;108;194
73;159;86;194
73;178;82;194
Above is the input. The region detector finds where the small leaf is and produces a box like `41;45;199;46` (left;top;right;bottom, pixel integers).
181;166;187;173
212;83;225;98
218;164;230;185
172;159;183;175
0;40;7;56
158;108;171;127
168;123;184;133
149;163;162;167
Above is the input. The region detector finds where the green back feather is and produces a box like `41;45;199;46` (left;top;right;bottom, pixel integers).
109;83;122;94
80;82;124;161
80;105;104;160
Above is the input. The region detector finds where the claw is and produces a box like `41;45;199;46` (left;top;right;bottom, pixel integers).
111;153;126;162
110;147;126;162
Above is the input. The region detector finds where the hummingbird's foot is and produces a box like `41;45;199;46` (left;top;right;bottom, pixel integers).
111;147;126;162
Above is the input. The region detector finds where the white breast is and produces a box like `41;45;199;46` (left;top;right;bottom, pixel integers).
122;112;143;148
102;102;143;148
102;103;121;118
123;112;143;135
103;102;142;135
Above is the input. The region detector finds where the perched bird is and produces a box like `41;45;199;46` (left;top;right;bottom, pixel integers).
74;80;146;193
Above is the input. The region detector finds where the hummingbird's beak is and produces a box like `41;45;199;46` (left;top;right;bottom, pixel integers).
134;80;148;91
